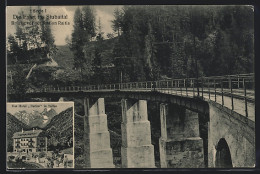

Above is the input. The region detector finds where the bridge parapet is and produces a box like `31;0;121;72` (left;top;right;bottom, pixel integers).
20;73;254;119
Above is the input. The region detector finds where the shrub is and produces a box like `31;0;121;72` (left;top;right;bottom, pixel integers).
39;152;46;158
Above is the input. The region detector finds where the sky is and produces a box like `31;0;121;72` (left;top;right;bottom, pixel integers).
6;6;122;45
7;102;74;115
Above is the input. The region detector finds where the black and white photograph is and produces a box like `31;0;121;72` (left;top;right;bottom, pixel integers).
6;5;255;169
6;102;74;169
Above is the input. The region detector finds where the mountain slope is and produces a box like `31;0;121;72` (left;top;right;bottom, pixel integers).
43;107;73;147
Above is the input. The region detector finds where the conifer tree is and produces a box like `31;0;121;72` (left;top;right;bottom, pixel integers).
70;6;96;83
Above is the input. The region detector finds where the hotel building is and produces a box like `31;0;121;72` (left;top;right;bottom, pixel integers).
13;128;47;153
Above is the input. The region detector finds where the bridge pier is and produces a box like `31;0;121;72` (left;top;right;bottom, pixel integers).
121;99;155;168
83;97;114;168
159;103;204;168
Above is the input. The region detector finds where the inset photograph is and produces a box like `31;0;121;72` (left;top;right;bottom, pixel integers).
6;5;254;169
6;102;74;169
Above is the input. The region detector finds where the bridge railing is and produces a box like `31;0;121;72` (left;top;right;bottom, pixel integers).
26;73;254;117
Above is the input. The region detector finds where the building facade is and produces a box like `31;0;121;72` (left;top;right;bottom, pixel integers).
13;129;47;153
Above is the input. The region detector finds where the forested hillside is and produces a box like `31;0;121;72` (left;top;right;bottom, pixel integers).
57;5;254;85
44;107;73;148
7;5;254;99
110;5;254;81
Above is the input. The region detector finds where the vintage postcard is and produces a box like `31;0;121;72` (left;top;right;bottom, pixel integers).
6;5;255;169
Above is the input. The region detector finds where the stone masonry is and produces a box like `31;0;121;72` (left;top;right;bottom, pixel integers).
83;97;114;168
121;99;155;168
159;103;204;168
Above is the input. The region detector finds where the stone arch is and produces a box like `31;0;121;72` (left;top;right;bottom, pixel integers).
215;138;233;168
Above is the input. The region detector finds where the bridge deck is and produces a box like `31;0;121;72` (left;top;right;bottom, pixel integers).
11;74;254;121
37;87;254;122
153;88;255;121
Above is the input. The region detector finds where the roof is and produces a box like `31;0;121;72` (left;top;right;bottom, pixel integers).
12;129;44;139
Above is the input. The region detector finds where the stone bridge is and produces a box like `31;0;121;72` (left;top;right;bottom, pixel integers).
8;73;255;168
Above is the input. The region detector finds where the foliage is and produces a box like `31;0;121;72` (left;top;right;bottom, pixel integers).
7;6;58;98
7;6;254;92
44;107;73;150
39;152;46;158
28;66;59;88
7;64;29;100
51;5;254;87
112;8;123;36
7;6;57;65
38;13;57;56
110;5;254;81
69;6;96;82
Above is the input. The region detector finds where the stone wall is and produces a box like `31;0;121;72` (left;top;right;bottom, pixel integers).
160;138;204;168
208;101;255;167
